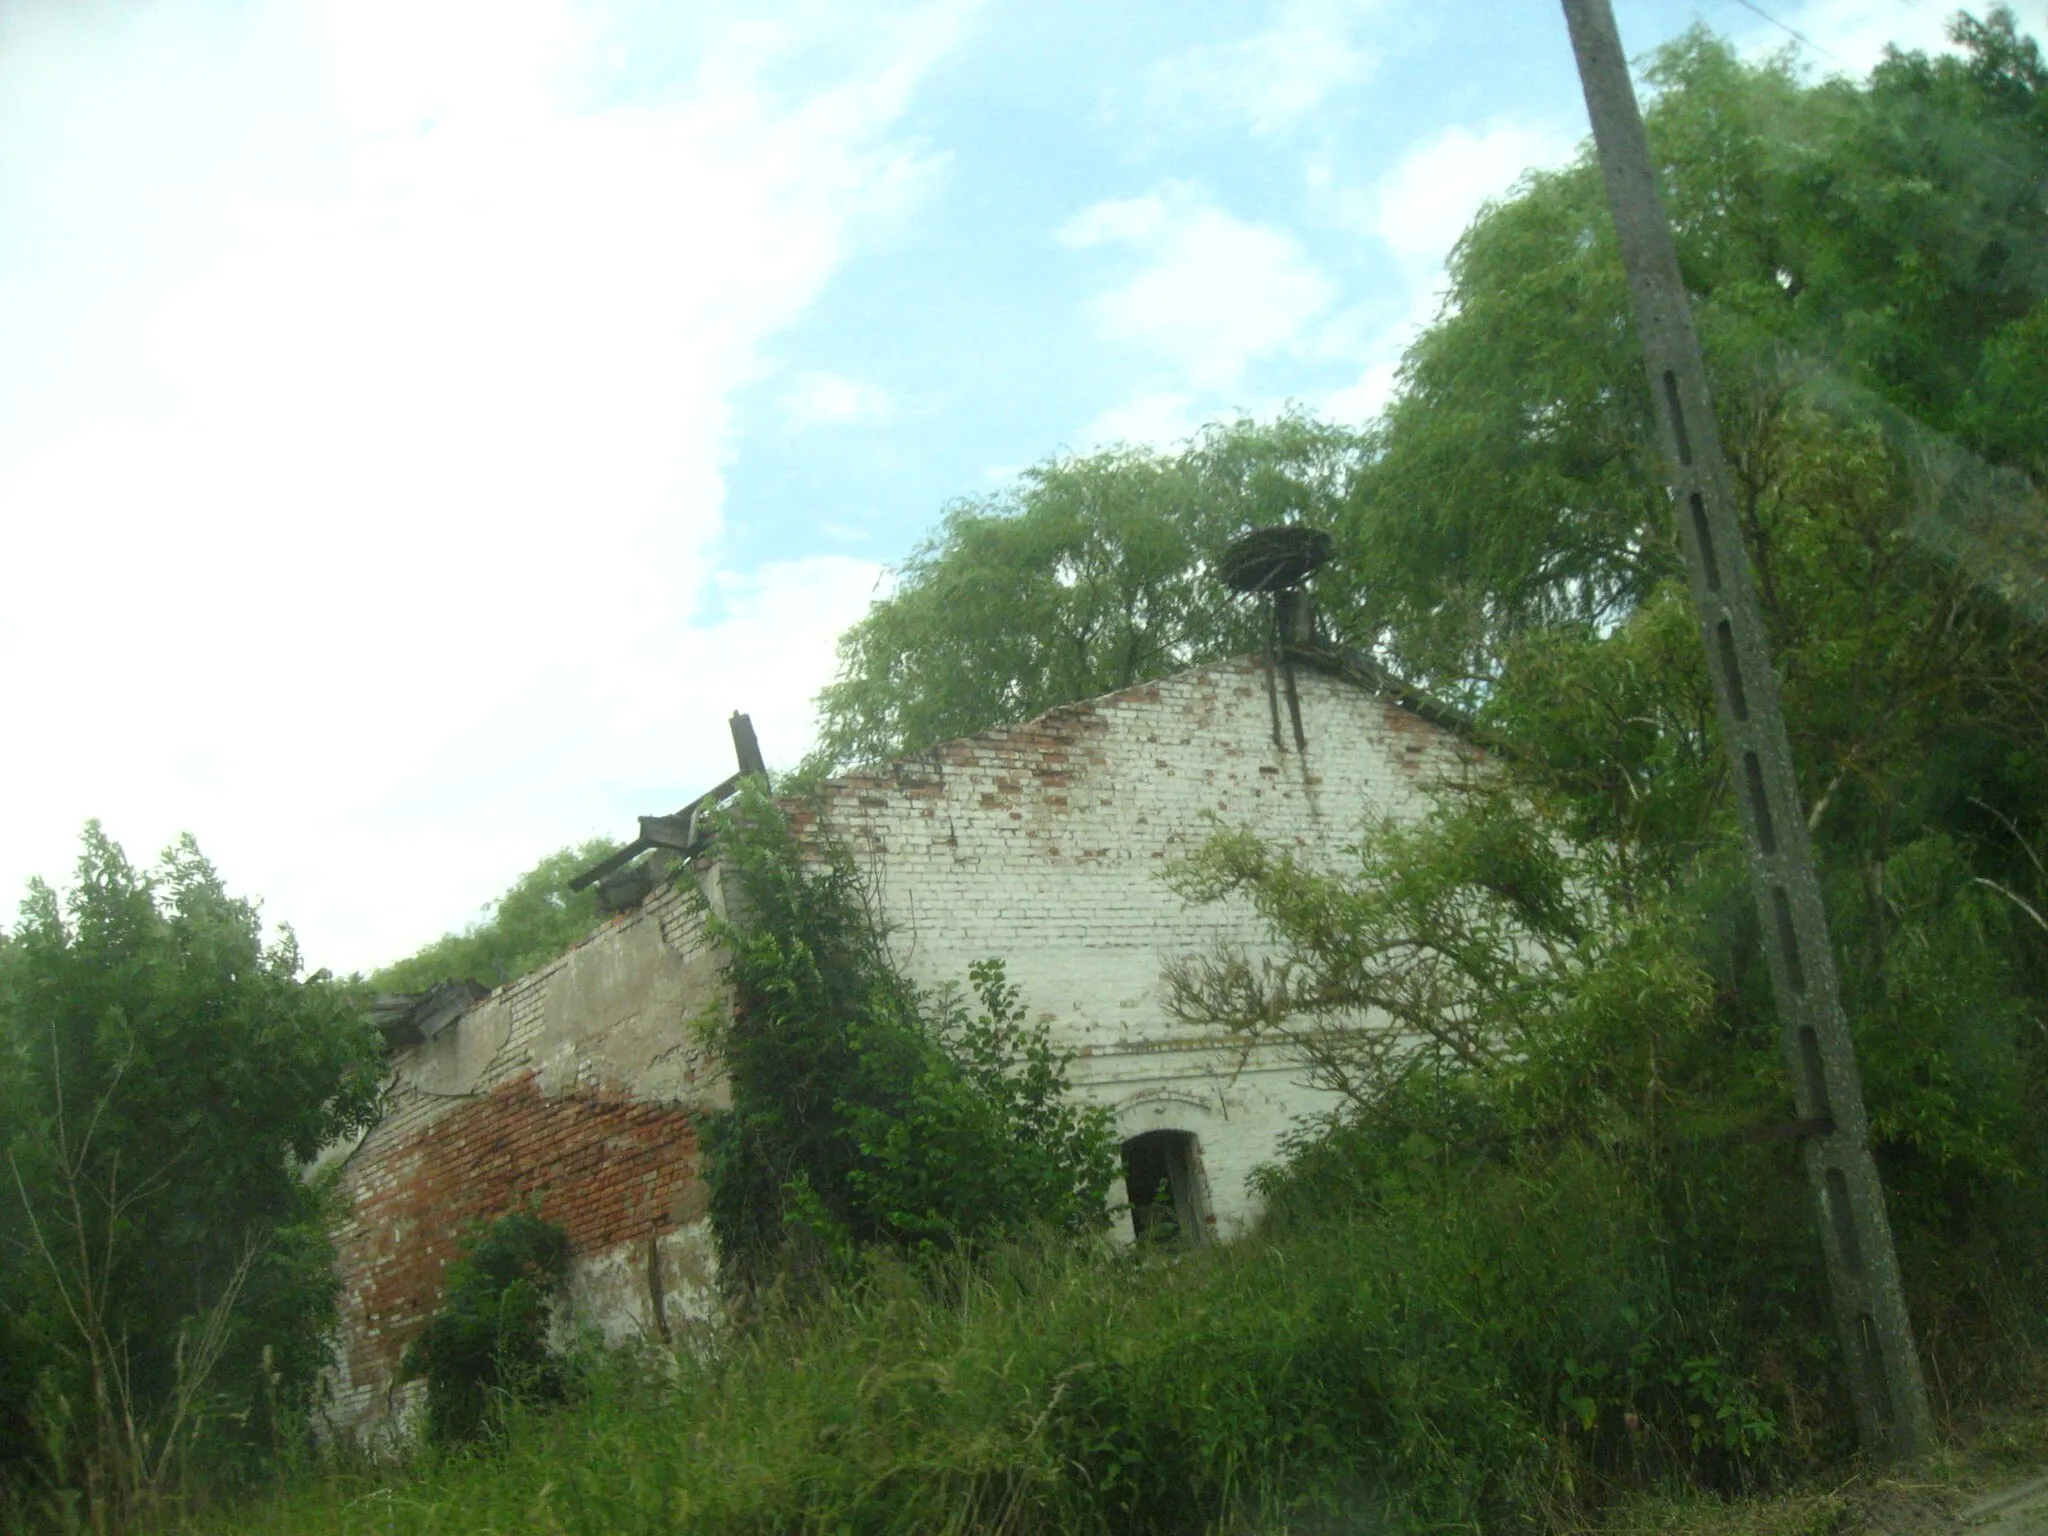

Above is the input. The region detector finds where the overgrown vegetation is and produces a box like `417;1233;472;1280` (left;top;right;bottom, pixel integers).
696;782;1119;1292
192;1229;2048;1536
0;827;384;1529
367;839;620;995
1143;9;2048;1505
400;1213;571;1447
17;13;2048;1533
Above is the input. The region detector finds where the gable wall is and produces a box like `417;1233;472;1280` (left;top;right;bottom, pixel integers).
802;659;1468;1236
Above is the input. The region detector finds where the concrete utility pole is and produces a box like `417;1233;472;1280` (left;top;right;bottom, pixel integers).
1558;0;1933;1459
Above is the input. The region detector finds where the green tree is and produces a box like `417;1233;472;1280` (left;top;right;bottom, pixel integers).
1160;12;2048;1475
0;826;383;1521
813;412;1371;771
698;783;1119;1291
1350;12;2048;691
369;838;620;994
1294;12;2048;1172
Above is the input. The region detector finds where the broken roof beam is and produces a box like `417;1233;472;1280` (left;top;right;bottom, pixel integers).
594;861;657;915
566;773;737;892
730;711;767;780
369;979;491;1048
565;712;772;894
638;809;704;852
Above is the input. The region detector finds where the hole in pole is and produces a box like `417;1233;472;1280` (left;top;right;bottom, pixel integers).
1745;752;1777;853
1857;1313;1896;1425
1689;494;1720;591
1663;370;1694;466
1826;1166;1864;1274
1774;887;1807;993
1717;620;1748;719
1800;1027;1834;1120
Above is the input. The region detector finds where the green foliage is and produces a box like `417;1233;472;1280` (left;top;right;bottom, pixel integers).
1168;598;2045;1487
1173;773;2046;1499
168;1230;1584;1535
813;412;1371;771
401;1213;572;1446
0;825;384;1519
1135;23;2048;1503
696;782;1119;1290
1169;70;2048;1440
1350;11;2048;689
369;839;621;993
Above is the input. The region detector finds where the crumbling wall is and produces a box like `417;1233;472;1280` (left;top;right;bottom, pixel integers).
323;884;724;1437
800;659;1468;1238
325;659;1467;1437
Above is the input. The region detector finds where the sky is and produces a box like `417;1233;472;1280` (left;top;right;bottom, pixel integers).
0;0;2033;975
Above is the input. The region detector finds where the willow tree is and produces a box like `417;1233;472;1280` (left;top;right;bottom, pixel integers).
1348;11;2048;691
812;412;1372;771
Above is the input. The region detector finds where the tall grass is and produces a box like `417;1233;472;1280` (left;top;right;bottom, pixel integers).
209;1223;1497;1536
183;1126;2048;1536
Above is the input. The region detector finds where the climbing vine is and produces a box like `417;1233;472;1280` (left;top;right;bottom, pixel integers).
694;781;1118;1292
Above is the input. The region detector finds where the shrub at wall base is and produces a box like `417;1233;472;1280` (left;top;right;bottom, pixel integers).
401;1213;573;1446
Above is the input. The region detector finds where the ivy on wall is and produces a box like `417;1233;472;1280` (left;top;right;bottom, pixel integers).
694;781;1119;1292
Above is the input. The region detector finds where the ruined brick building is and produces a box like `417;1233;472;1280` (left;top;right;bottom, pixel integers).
320;650;1469;1436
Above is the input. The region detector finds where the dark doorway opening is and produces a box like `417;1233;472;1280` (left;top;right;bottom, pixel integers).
1122;1129;1207;1243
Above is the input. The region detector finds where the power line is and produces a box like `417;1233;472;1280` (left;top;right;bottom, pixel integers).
1727;0;1850;66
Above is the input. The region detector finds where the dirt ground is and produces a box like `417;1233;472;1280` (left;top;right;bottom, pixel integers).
1599;1392;2048;1536
1953;1474;2048;1535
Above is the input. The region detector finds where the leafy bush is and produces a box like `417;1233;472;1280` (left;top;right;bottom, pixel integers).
0;826;383;1522
696;781;1119;1291
401;1213;572;1446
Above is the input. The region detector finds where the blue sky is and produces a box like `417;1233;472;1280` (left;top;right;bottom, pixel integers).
0;0;2024;972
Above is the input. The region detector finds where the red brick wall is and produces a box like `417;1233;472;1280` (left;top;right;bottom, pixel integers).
332;1074;701;1397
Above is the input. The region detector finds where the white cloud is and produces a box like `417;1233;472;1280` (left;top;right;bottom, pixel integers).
1151;0;1389;134
1065;124;1569;438
1314;118;1574;423
1319;358;1403;426
1370;119;1577;276
781;369;898;428
1745;0;1959;75
1059;184;1337;391
0;0;967;971
1057;194;1170;247
1075;391;1200;450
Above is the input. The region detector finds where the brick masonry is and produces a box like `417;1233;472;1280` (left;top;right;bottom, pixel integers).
324;656;1468;1437
322;888;726;1437
800;657;1470;1243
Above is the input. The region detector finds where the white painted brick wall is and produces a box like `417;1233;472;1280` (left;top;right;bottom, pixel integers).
806;658;1469;1238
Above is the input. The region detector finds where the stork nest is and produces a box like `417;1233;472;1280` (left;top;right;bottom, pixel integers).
1217;524;1334;593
